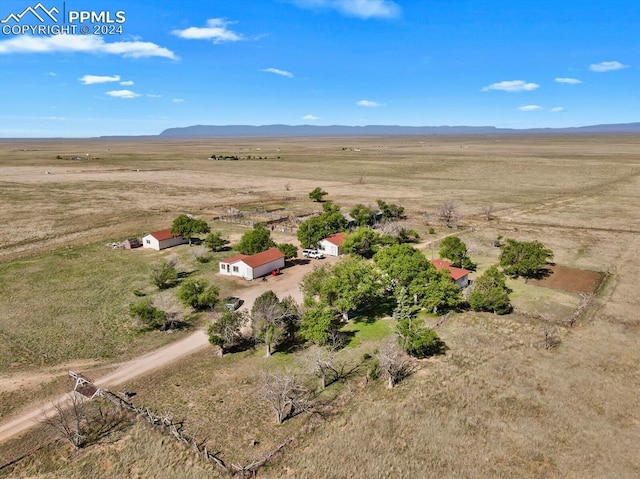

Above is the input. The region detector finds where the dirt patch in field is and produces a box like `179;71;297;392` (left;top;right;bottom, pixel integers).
529;264;606;293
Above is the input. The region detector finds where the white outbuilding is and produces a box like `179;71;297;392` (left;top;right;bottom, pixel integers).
318;232;347;257
142;228;186;251
219;247;285;280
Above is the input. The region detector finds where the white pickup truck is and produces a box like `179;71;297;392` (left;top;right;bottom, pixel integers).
302;249;325;259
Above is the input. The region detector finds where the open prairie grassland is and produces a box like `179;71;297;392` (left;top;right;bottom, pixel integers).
0;135;639;478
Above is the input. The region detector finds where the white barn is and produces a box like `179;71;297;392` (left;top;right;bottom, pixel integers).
142;228;186;251
318;232;347;257
219;247;285;280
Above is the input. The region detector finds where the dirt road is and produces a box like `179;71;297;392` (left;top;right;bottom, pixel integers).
0;255;326;445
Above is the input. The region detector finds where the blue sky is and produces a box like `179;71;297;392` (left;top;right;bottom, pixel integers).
0;0;638;137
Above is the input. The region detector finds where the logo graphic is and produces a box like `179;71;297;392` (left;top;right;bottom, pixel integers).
1;3;59;23
1;2;126;35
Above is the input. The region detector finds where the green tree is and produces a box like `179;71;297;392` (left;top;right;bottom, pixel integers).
301;263;333;305
438;236;476;270
349;204;374;226
392;287;415;322
129;299;166;330
297;205;349;249
204;231;230;252
396;319;443;358
407;269;442;306
499;239;554;278
170;214;210;246
376;199;405;221
150;258;178;289
468;265;512;314
342;227;388;259
320;256;384;320
299;304;341;346
176;278;220;311
419;270;463;314
373;243;434;289
236;225;276;255
251;291;300;356
297;216;327;249
309;187;328;202
277;243;298;260
208;309;246;352
396;227;419;244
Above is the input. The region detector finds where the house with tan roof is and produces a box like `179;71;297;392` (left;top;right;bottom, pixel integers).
219;247;285;280
430;259;471;288
142;228;186;251
318;231;347;257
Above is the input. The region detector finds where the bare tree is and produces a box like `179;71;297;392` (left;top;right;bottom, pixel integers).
190;245;210;263
251;292;300;357
260;371;311;424
43;393;88;450
420;211;434;226
482;204;495;221
310;351;358;390
153;294;184;330
42;393;127;450
377;339;414;389
438;202;459;228
542;324;560;350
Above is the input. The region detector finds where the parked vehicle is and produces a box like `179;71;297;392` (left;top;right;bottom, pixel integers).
303;249;324;259
223;296;242;310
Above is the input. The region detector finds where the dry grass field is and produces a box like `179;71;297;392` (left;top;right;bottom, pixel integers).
1;135;639;478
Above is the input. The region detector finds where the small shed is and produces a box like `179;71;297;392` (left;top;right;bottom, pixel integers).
142;229;186;251
430;259;471;288
219;247;285;280
318;232;347;257
123;238;141;249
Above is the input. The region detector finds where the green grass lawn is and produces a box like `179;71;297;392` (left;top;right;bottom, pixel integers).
342;318;394;347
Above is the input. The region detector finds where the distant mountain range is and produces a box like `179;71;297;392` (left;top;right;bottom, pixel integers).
158;122;640;137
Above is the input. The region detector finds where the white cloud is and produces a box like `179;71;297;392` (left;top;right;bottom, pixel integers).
106;89;140;99
46;71;57;76
518;105;543;111
79;74;121;85
172;18;243;43
292;0;401;19
119;80;134;86
482;80;540;92
357;99;382;107
0;34;177;59
550;107;565;112
172;98;184;103
302;114;319;120
555;77;582;84
261;67;294;78
589;61;628;72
